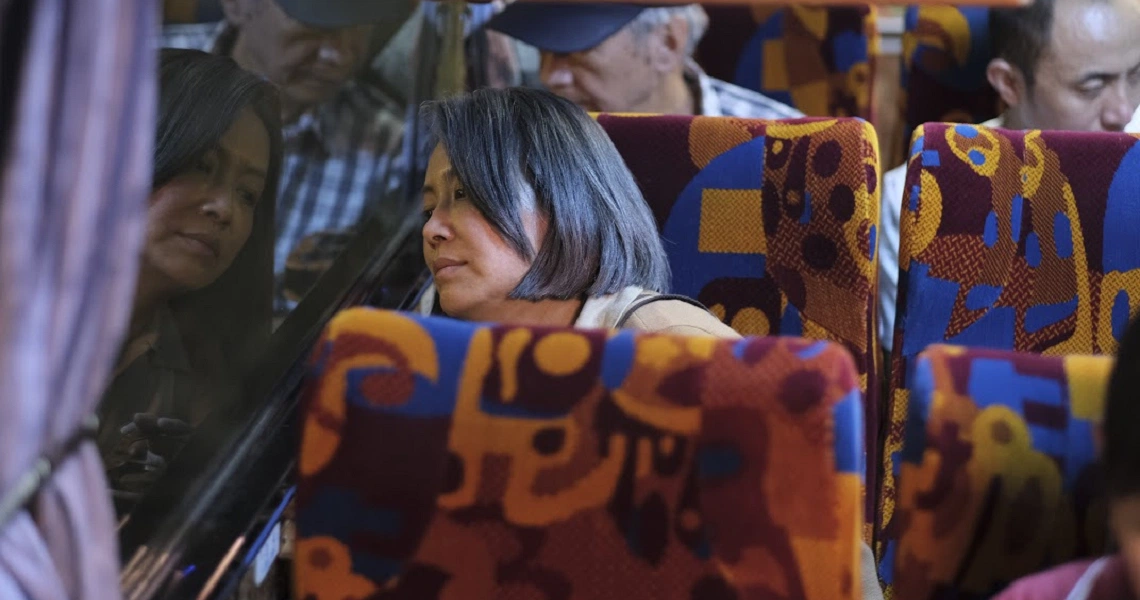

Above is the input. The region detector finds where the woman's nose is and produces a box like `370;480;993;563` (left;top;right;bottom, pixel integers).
200;187;234;224
422;211;449;244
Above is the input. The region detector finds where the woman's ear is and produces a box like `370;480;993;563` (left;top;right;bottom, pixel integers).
986;58;1027;109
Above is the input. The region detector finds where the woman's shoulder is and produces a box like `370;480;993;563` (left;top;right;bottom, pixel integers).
622;295;741;340
994;558;1130;600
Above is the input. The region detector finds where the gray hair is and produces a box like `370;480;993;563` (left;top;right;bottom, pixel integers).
422;87;671;300
627;5;710;56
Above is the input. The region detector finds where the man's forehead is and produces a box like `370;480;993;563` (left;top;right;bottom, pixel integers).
1043;0;1140;72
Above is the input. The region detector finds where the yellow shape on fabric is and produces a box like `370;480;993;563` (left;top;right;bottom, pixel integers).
946;125;1001;177
791;473;862;600
689;117;755;168
1042;182;1093;357
295;536;378;599
914;7;971;66
904;170;944;261
301;310;439;477
1065;355;1114;421
762;39;790;90
496;328;532;403
793;6;829;40
534;332;591;377
1021;131;1046;198
1097;269;1140;354
731;307;771;336
767;119;838;139
699;189;766;254
710;303;727;322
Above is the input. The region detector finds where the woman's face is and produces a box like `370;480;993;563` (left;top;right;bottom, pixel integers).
142;107;269;294
421;144;543;321
1111;495;1140;597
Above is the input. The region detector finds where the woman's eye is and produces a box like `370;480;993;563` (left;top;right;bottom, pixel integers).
194;155;216;175
238;188;258;207
422;208;435;221
454;188;467;199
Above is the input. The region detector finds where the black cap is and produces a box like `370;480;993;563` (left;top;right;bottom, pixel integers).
486;2;649;54
274;0;391;29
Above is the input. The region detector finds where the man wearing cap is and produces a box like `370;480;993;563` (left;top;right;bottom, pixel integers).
163;0;406;310
486;3;803;119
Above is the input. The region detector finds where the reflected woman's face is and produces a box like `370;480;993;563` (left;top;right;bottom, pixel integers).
421;144;544;321
143;108;269;293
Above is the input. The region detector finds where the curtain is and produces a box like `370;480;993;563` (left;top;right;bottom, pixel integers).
0;0;156;598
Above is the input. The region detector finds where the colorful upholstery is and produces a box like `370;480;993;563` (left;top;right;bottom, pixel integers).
900;6;1000;146
879;123;1140;585
295;307;865;599
597;114;881;535
697;5;877;119
894;345;1113;599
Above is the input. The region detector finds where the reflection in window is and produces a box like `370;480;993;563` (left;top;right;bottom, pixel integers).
97;48;280;512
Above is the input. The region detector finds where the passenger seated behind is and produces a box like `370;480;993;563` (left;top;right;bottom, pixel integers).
877;0;1140;352
993;315;1140;600
417;87;883;599
97;48;279;506
484;3;802;119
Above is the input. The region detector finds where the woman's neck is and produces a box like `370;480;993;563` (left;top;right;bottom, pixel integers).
129;270;174;342
460;297;584;328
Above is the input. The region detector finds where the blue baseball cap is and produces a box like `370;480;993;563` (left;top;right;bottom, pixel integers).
486;3;650;54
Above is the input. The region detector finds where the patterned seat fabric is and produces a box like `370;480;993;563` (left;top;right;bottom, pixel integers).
900;6;1000;147
879;123;1140;586
697;5;877;119
295;308;865;599
597;114;880;536
894;345;1113;599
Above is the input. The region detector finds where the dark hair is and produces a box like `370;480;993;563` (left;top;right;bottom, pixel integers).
421;87;670;300
1105;313;1140;499
156;48;282;382
989;0;1121;88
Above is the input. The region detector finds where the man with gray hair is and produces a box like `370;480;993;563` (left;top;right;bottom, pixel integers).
485;2;803;119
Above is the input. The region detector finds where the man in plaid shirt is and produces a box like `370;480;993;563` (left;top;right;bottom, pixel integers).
163;0;407;311
484;3;803;120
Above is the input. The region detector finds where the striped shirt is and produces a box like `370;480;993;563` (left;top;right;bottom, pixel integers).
161;23;407;308
688;61;803;119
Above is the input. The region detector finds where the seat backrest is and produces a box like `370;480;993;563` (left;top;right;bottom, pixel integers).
879;123;1140;586
900;6;999;147
597;114;880;532
295;307;864;600
893;345;1113;599
697;5;877;119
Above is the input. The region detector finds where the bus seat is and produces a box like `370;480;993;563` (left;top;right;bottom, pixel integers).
294;307;865;600
597;113;881;540
893;345;1112;600
697;5;877;119
900;6;1000;150
879;123;1140;587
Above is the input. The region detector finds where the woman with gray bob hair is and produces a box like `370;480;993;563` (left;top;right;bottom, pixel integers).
419;87;737;338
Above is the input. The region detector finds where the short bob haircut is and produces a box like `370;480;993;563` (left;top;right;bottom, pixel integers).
1104;312;1140;500
155;48;282;382
421;87;670;300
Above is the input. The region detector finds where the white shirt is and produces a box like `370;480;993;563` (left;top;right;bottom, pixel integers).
877;109;1140;352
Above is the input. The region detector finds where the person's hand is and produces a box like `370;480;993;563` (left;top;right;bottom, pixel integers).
104;413;194;499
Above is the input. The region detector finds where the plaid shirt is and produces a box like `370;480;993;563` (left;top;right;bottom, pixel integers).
161;23;407;307
688;61;803;119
